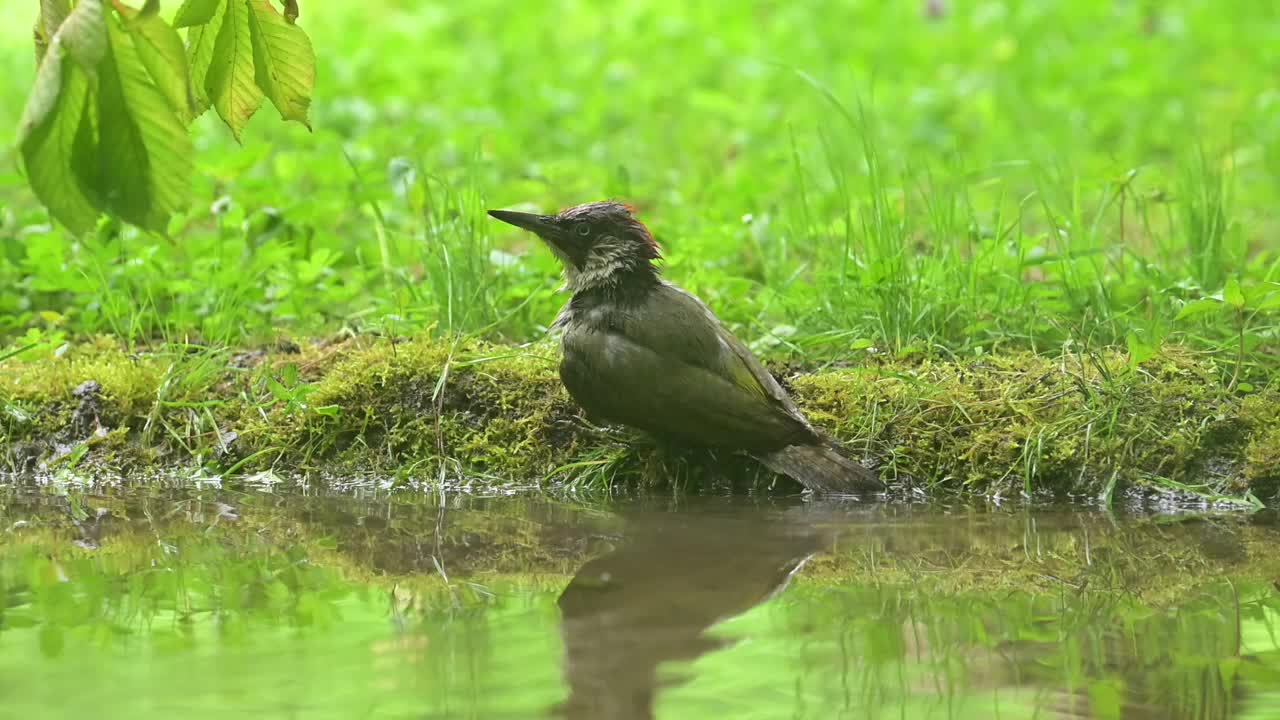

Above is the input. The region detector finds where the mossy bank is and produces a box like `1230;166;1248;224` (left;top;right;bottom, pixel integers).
2;335;1277;503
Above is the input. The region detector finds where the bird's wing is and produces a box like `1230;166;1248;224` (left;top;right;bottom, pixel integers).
561;329;811;448
714;321;806;414
623;283;805;416
560;282;813;448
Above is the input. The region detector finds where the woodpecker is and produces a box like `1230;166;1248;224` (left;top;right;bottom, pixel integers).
489;201;881;494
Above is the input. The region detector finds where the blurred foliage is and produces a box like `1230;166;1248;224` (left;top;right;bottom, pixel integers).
0;1;1275;376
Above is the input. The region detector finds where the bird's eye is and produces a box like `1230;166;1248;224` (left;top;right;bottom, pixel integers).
575;223;591;237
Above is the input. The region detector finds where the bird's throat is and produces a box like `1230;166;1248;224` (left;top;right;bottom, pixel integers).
562;259;659;295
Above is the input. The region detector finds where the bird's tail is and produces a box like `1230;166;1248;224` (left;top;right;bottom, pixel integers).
755;442;882;494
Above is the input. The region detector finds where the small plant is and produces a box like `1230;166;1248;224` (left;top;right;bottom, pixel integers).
1175;277;1280;389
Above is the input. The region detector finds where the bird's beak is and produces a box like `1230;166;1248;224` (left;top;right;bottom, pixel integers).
487;209;559;237
488;208;585;267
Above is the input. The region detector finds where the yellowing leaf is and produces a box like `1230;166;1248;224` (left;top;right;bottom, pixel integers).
94;18;193;233
205;0;262;140
185;0;226;115
115;1;194;123
173;0;223;28
247;0;314;127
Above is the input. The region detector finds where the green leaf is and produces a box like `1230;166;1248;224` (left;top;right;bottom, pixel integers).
1256;292;1280;312
185;0;226;115
173;0;223;28
1126;332;1156;368
115;2;194;123
34;21;50;65
94;17;194;233
71;77;102;197
1224;276;1245;309
247;0;314;127
1174;297;1223;321
35;0;74;65
64;441;89;469
206;0;263;139
18;46;102;235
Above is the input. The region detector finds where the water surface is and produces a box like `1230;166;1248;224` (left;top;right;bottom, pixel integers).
2;479;1278;719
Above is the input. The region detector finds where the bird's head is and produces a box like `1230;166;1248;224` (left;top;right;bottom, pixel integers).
488;201;660;292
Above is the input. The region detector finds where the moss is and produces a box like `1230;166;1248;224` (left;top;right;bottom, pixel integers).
1;335;1276;501
235;337;582;478
2;339;163;423
790;348;1266;497
1241;393;1280;494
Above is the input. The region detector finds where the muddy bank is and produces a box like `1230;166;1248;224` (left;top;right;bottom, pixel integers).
1;335;1277;502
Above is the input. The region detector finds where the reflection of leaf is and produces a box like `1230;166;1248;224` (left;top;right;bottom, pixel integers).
0;612;38;629
205;0;263;140
64;441;89;469
39;625;65;659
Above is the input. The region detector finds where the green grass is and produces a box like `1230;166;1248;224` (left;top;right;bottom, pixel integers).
0;1;1278;378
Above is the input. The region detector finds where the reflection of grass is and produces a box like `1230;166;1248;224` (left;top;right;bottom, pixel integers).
687;578;1280;720
803;510;1280;605
3;493;1280;718
3;335;1278;499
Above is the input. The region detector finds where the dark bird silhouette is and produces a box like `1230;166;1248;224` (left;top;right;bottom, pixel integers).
553;504;825;719
488;201;881;494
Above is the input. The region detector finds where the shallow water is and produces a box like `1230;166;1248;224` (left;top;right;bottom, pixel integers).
1;480;1279;720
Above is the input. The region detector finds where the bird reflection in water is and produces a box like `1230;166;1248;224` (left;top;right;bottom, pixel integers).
550;505;825;720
